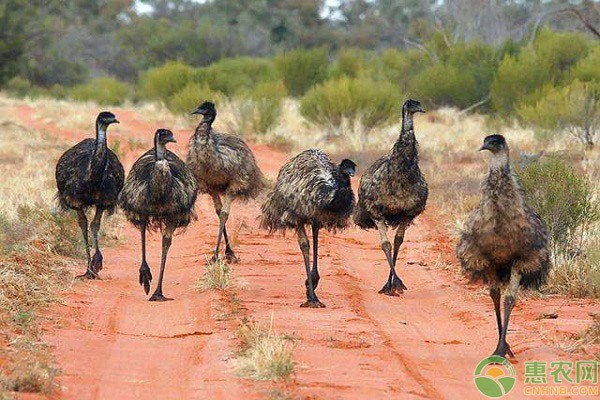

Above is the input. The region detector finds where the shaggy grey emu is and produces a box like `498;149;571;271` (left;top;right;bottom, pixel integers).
187;101;266;263
55;111;124;279
354;99;427;296
119;129;197;301
457;134;550;357
261;149;356;308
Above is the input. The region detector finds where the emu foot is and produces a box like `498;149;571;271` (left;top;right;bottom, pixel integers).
208;254;222;265
492;342;515;358
378;276;407;296
76;268;100;280
300;298;326;308
90;251;103;273
139;262;152;295
225;248;239;264
149;292;172;302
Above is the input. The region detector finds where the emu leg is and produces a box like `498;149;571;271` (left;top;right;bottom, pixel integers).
493;271;521;358
210;194;237;263
75;209;97;279
149;226;175;301
375;220;403;296
490;284;502;341
298;225;324;308
388;222;408;291
139;221;152;295
305;221;321;294
89;207;104;274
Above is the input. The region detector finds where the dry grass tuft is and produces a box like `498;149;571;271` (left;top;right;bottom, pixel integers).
194;257;232;291
233;318;295;381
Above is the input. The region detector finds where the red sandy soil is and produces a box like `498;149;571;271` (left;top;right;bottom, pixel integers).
6;105;599;400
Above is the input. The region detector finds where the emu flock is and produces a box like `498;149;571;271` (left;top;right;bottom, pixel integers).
54;99;551;358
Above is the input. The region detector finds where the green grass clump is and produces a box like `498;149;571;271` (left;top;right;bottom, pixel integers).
276;47;329;97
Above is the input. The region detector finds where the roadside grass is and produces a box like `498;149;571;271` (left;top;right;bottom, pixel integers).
194;257;232;291
233;318;295;381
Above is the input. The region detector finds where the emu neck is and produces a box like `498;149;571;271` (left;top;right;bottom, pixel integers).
154;138;167;161
91;122;108;176
484;150;520;208
489;150;510;172
390;111;418;170
194;116;214;142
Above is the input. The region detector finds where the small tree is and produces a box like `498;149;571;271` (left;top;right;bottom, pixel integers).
518;81;599;149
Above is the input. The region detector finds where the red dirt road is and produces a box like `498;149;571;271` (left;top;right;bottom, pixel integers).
9;105;599;399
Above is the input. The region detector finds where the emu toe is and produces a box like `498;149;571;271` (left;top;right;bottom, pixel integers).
300;298;326;308
492;342;515;359
149;292;172;302
139;262;152;295
378;277;407;296
90;251;103;273
76;268;100;280
225;249;240;264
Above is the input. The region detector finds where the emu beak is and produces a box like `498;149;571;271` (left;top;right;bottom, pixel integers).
479;144;489;152
113;119;120;124
417;106;425;113
168;138;177;143
191;109;202;115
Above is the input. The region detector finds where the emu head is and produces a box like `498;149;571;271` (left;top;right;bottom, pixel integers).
191;101;217;119
155;129;176;146
480;134;508;155
96;111;119;127
402;99;425;115
339;159;356;177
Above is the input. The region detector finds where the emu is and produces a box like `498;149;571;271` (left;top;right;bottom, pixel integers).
261;149;356;308
354;99;427;296
55;111;124;279
187;101;266;264
119;129;197;301
457;134;550;357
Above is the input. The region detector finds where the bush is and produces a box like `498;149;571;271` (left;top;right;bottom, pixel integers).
165;82;222;115
491;52;551;115
409;64;478;109
379;49;432;91
300;77;401;129
518;157;599;257
139;61;195;101
249;81;287;134
4;76;32;98
533;27;590;78
194;57;277;96
275;47;329;97
69;77;131;105
569;46;600;87
518;80;599;147
329;48;375;79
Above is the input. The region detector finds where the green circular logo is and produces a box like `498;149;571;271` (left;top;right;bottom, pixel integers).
473;356;516;398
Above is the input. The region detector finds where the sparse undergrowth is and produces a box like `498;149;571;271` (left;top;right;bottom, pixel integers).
233;318;295;381
194;257;232;291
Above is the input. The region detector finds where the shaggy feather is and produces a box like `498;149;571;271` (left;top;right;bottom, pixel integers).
456;146;551;290
56;139;124;214
187;120;266;200
354;102;428;230
261;148;355;232
119;149;197;231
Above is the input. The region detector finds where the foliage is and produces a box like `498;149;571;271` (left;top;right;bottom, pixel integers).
194;57;278;96
69;77;131;105
275;47;329;97
518;80;600;147
532;27;590;79
569;46;600;87
518;158;599;257
248;81;287;134
139;61;195;101
378;48;432;91
410;64;478;109
165;82;222;115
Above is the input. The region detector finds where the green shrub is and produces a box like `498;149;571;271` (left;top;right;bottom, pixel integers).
330;48;375;79
569;46;600;87
194;57;277;96
518;80;599;147
518;158;599;257
410;64;478;109
4;76;32;98
69;77;131;105
379;49;432;91
533;27;590;78
139;61;195;101
491;52;551;115
275;47;329;97
166;82;222;115
300;77;400;129
249;81;286;134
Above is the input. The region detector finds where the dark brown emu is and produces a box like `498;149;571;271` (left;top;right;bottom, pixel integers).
55;111;124;279
261;149;356;308
354;99;427;296
457;134;551;357
119;129;197;301
187;101;266;263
